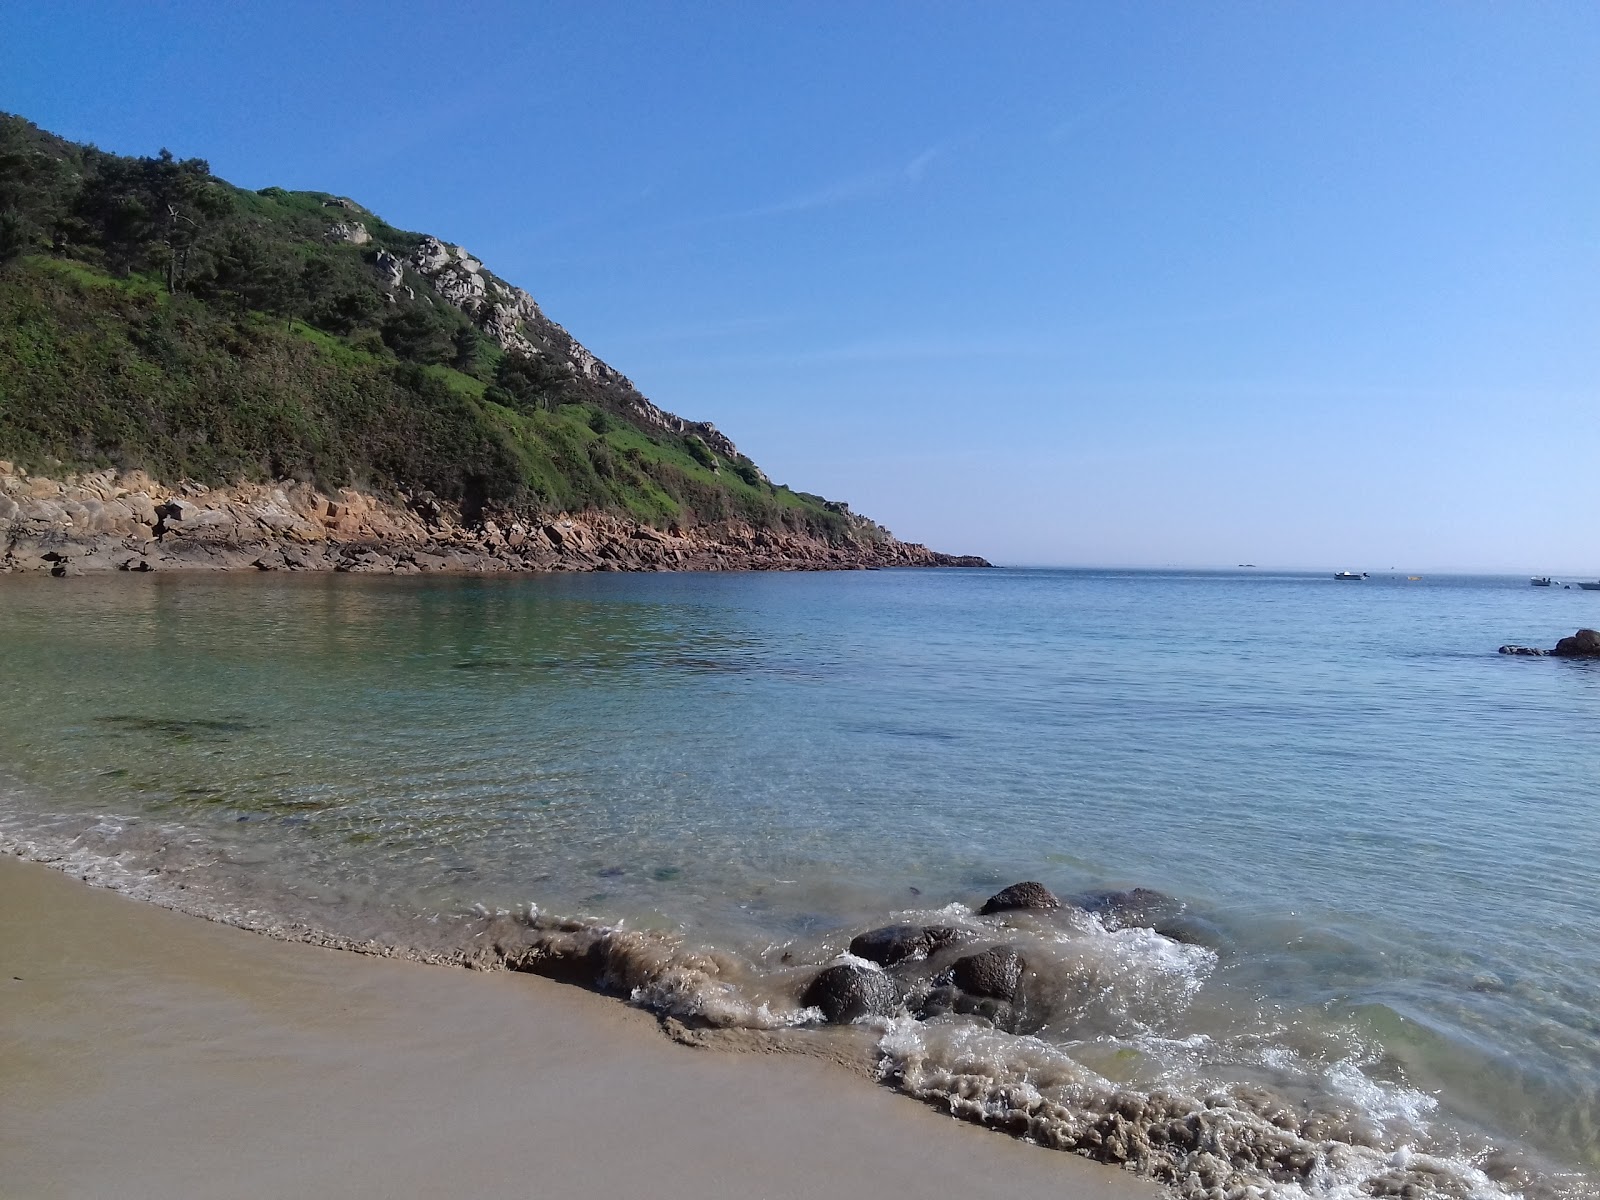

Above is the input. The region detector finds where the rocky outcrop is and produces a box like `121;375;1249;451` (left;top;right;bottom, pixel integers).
1553;629;1600;657
977;881;1060;916
397;236;744;461
800;962;899;1024
0;466;989;577
1499;629;1600;658
327;221;370;245
374;249;404;292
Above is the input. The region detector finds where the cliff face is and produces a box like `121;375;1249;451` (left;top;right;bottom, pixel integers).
0;464;989;576
0;113;984;567
388;231;742;462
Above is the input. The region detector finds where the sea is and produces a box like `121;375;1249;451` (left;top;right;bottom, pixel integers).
1;567;1596;1199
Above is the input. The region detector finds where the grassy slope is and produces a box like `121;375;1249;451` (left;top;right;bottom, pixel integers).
0;116;867;540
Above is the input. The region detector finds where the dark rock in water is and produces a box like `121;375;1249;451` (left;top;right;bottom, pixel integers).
800;963;900;1024
950;946;1025;1000
1148;914;1227;947
1552;628;1600;657
919;947;1032;1030
917;984;1018;1029
1498;645;1549;656
1077;887;1182;931
978;881;1059;915
848;924;961;968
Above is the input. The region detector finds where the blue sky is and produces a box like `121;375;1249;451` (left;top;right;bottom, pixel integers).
4;2;1597;570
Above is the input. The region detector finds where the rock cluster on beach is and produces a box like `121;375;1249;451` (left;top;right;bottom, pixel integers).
807;882;1125;1032
782;880;1222;1040
813;882;1051;1031
0;464;989;576
1498;628;1600;657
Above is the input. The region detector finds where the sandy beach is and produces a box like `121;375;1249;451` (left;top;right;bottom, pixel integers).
0;854;1159;1200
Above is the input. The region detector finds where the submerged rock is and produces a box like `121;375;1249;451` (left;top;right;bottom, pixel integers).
800;963;900;1024
1498;645;1548;656
978;881;1059;915
1552;628;1600;657
848;924;961;968
1077;887;1181;931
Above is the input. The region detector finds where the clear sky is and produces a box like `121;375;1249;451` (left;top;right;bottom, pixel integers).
3;2;1597;570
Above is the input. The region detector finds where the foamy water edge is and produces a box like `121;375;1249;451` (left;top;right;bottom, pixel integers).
2;811;1575;1200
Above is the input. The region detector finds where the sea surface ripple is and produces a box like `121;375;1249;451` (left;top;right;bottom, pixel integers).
2;568;1596;1197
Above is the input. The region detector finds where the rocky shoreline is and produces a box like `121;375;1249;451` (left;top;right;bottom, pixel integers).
0;464;989;576
1498;628;1600;657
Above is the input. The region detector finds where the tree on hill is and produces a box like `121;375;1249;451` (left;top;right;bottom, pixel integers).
380;303;455;365
0;208;26;266
488;349;571;412
71;148;231;287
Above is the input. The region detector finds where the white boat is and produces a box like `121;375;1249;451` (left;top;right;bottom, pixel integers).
1333;571;1367;580
1531;577;1553;587
1578;582;1600;592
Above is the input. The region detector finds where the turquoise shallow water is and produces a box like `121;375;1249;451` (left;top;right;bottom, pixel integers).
1;568;1597;1197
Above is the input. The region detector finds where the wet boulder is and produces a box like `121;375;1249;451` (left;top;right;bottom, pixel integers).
950;946;1025;1001
918;946;1031;1030
978;881;1059;915
1552;629;1600;657
1498;645;1548;656
848;924;961;968
800;963;899;1024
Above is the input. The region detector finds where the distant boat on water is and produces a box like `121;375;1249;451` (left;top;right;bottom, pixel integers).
1577;582;1600;592
1531;577;1554;587
1334;571;1368;580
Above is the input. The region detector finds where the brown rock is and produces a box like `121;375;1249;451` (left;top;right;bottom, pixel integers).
950;946;1025;1000
848;925;962;968
978;881;1060;915
1552;629;1600;657
799;963;899;1024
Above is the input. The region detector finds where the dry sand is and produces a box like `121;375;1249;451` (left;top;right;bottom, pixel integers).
0;854;1161;1199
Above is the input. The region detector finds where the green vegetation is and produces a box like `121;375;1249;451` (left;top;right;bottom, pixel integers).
0;113;868;538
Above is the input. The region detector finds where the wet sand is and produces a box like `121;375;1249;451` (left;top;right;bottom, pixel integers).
0;854;1160;1200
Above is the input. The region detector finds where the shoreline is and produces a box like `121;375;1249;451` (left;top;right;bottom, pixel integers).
0;851;1155;1199
0;465;990;576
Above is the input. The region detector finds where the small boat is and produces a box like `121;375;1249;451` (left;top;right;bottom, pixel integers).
1531;577;1553;587
1333;571;1368;581
1578;582;1600;592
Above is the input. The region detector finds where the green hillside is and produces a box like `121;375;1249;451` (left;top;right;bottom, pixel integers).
0;114;872;539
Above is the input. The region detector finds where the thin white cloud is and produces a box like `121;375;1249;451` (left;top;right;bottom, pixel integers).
729;144;944;220
903;146;940;183
647;334;1062;373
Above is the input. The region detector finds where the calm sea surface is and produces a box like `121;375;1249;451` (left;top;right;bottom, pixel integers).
2;568;1596;1197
